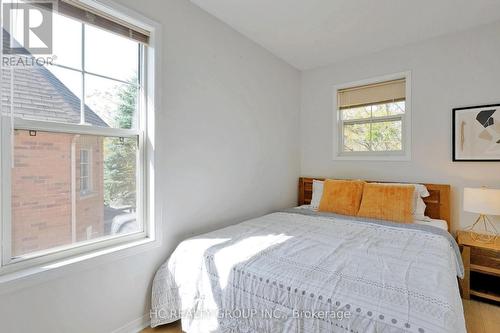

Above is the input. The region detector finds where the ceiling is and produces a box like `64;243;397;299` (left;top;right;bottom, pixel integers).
190;0;500;70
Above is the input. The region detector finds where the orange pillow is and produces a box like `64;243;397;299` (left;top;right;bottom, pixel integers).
357;183;415;223
318;179;365;216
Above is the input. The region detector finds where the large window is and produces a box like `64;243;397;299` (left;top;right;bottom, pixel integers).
335;74;411;160
1;1;155;273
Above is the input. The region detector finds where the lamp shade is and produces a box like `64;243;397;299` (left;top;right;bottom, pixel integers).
463;187;500;215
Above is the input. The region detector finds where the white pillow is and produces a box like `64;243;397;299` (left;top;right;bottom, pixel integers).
408;184;429;217
406;184;429;217
412;184;430;198
310;180;324;210
414;196;427;219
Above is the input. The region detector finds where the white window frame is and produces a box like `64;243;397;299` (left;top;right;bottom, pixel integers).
0;0;160;282
332;71;412;161
79;147;92;195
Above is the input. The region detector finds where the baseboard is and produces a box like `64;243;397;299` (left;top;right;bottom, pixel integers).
112;314;150;333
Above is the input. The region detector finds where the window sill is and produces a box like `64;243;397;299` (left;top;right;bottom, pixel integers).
333;153;411;161
79;191;98;199
0;236;159;295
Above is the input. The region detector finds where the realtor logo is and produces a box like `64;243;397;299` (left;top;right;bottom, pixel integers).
2;0;54;54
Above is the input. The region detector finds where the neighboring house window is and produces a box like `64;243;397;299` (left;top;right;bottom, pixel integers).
0;1;157;274
334;73;411;160
80;148;92;195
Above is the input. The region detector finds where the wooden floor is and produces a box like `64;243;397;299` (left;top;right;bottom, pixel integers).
142;299;499;333
463;299;500;333
141;320;181;333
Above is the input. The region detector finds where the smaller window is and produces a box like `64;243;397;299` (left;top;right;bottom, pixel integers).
80;148;92;195
335;74;410;160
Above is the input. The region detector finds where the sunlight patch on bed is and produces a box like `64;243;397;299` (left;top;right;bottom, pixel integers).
173;238;231;281
214;234;292;289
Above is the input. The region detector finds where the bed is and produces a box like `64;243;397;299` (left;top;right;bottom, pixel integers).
151;178;465;333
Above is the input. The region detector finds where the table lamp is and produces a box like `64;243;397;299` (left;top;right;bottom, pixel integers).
463;187;500;243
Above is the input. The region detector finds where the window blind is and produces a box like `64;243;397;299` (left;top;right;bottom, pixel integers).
338;78;405;109
37;0;150;44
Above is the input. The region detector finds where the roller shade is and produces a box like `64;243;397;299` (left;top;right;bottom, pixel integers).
338;78;405;109
36;0;149;44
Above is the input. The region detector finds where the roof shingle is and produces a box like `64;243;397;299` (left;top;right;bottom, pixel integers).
1;29;108;127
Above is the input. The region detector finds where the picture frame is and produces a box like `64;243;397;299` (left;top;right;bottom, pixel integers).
452;104;500;161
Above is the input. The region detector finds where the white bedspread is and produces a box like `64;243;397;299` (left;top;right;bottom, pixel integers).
151;211;465;333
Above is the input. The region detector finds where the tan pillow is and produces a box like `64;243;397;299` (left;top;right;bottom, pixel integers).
357;183;415;223
318;179;365;216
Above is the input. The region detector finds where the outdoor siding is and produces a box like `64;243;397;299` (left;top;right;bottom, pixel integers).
11;130;104;257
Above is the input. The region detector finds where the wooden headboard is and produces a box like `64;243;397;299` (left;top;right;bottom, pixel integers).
298;177;451;230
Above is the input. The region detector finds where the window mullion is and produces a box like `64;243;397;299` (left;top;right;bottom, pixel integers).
50;63;138;87
84;69;139;86
80;22;86;125
369;105;373;151
1;120;13;266
342;115;403;125
137;43;145;236
370;115;404;123
10;117;140;138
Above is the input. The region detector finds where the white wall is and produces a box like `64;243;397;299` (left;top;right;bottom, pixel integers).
3;2;498;331
300;21;500;231
0;0;300;332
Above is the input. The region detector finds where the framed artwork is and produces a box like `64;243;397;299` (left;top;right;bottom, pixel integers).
453;104;500;161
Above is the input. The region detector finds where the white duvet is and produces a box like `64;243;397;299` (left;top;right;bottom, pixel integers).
151;210;465;333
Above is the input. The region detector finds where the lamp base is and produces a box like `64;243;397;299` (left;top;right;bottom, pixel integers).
465;214;498;243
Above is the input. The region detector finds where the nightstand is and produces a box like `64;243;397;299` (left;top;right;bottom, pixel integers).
457;230;500;302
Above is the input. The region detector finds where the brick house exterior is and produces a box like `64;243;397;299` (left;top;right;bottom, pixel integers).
1;34;110;256
11;132;104;256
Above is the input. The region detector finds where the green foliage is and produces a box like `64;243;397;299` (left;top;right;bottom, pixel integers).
103;80;137;207
115;83;137;130
370;121;402;151
343;102;404;152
